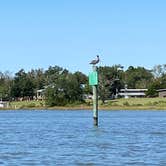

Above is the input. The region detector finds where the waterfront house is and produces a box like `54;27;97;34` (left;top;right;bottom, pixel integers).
0;101;9;108
36;89;45;100
157;89;166;98
118;89;148;98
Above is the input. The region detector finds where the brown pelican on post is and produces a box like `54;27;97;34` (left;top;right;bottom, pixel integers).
89;55;100;65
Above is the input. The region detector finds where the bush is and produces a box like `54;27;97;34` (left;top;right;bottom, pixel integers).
45;88;67;106
123;101;130;106
27;103;36;108
133;103;143;106
145;101;159;106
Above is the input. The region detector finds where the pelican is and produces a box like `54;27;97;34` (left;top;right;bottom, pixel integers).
89;55;100;65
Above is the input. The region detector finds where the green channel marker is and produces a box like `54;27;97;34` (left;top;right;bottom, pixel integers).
89;65;98;126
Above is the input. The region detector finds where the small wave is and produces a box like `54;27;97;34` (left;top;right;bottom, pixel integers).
150;131;166;135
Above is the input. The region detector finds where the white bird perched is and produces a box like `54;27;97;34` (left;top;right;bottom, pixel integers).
89;55;100;65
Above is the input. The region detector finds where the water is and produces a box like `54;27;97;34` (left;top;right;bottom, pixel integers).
0;110;166;165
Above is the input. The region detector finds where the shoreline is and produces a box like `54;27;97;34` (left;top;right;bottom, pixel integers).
2;98;166;111
1;105;166;111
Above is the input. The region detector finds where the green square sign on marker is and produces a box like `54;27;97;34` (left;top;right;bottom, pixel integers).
89;71;98;86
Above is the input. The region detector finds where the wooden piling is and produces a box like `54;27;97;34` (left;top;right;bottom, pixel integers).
92;65;98;126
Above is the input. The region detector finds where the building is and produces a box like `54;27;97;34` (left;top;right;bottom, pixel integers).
36;89;45;100
157;89;166;98
118;89;148;98
0;101;9;108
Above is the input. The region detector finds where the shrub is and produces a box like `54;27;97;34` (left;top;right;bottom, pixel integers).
27;103;36;108
123;101;130;106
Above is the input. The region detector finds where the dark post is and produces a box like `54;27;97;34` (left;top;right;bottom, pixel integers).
92;65;98;126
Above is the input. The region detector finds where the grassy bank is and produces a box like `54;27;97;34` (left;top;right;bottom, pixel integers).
99;98;166;110
4;97;166;110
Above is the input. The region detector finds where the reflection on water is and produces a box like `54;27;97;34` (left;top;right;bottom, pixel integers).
0;110;166;165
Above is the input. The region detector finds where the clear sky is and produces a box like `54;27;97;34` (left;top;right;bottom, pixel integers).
0;0;166;74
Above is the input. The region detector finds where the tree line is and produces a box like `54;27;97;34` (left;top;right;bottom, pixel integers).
0;64;166;106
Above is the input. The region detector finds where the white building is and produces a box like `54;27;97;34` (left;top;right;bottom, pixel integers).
0;101;9;108
36;89;45;100
118;89;147;98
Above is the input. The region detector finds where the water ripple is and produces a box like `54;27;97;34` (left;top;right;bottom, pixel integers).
0;110;165;165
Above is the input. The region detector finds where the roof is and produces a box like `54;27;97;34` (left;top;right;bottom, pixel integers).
0;101;9;103
118;92;146;96
120;89;148;92
36;89;45;92
157;89;166;92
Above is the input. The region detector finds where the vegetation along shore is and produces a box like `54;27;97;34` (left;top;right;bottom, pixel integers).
1;64;166;110
2;98;166;110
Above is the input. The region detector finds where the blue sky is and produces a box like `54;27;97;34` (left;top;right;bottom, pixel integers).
0;0;166;74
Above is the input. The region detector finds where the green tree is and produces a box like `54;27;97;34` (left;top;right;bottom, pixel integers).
11;69;35;100
28;68;45;90
147;71;166;97
0;71;12;100
146;80;161;97
45;72;84;106
125;66;153;89
73;71;89;95
152;64;166;78
45;65;64;85
98;65;124;103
